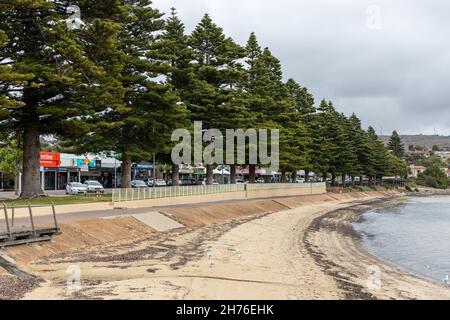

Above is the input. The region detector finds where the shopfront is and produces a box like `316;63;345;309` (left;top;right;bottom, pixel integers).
132;162;153;181
0;171;14;191
39;152;119;190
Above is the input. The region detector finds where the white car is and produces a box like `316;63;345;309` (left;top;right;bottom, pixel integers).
201;179;219;185
148;179;167;187
66;182;87;195
256;177;265;183
296;179;306;184
84;180;105;193
131;180;148;188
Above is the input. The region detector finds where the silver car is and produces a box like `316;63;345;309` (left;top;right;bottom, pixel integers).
131;180;148;188
84;180;105;193
66;182;88;195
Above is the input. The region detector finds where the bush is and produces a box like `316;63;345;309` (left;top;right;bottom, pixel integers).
416;156;450;189
405;185;413;192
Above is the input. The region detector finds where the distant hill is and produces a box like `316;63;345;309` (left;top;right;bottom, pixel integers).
380;135;450;150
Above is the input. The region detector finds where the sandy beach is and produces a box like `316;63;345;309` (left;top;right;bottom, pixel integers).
1;191;449;300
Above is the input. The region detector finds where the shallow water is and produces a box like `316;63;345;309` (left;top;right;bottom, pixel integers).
353;196;450;284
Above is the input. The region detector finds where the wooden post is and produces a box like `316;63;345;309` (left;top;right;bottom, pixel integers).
11;203;15;227
51;201;59;231
28;202;36;236
2;202;11;238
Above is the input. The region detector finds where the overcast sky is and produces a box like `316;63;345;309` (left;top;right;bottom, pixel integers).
153;0;450;135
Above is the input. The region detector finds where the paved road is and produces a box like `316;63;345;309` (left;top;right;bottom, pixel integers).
0;189;114;200
2;195;293;229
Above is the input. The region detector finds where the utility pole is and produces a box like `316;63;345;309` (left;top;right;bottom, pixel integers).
114;157;117;189
153;152;156;189
153;125;156;189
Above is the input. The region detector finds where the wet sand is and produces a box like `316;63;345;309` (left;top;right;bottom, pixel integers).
2;191;449;300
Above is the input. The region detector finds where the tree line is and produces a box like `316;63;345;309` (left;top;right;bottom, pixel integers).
0;1;408;198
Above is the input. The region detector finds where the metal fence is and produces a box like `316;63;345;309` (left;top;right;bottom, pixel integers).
111;183;325;203
245;183;317;190
112;184;246;203
1;202;60;247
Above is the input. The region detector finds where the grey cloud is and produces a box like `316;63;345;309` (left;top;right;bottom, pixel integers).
153;0;450;135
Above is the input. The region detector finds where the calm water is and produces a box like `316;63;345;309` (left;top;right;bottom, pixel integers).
353;196;450;284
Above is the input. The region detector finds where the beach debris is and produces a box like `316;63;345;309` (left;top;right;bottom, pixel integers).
207;252;214;267
443;275;449;285
426;265;431;271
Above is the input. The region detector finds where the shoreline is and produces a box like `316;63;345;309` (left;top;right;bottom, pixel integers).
1;191;449;300
352;194;450;289
306;196;450;299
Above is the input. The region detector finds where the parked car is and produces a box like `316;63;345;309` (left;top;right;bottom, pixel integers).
201;179;219;185
84;180;105;193
66;182;87;195
179;179;190;186
148;179;167;187
236;179;245;184
256;177;265;183
156;179;167;187
296;179;305;184
131;180;148;188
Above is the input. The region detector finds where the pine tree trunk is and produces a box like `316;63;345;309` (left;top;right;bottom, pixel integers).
230;165;237;184
14;173;20;196
121;153;132;188
331;173;336;186
291;171;297;183
281;171;287;183
206;164;214;185
249;165;256;184
359;176;363;185
305;170;310;183
172;163;180;186
342;174;346;188
351;176;355;186
322;172;328;183
20;127;44;199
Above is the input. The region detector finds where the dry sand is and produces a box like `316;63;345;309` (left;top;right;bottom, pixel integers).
1;191;449;300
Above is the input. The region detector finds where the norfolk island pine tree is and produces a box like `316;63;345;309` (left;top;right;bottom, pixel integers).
0;1;121;198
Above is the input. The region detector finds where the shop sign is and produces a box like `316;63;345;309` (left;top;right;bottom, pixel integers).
193;167;206;175
40;152;61;168
76;158;97;170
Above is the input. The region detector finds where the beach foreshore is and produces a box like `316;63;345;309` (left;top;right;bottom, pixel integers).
1;190;449;300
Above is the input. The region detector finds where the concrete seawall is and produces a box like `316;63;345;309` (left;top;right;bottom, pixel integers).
116;183;326;209
2;183;326;219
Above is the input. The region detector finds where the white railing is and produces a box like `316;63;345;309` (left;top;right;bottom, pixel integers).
112;184;245;203
245;183;315;190
111;182;325;203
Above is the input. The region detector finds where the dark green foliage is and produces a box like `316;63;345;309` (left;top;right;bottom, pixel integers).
0;0;119;197
416;156;449;189
1;4;411;194
388;130;405;158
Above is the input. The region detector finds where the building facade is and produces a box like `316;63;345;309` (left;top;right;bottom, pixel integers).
40;152;122;190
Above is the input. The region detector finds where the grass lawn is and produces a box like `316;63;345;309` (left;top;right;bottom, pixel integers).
1;194;112;206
